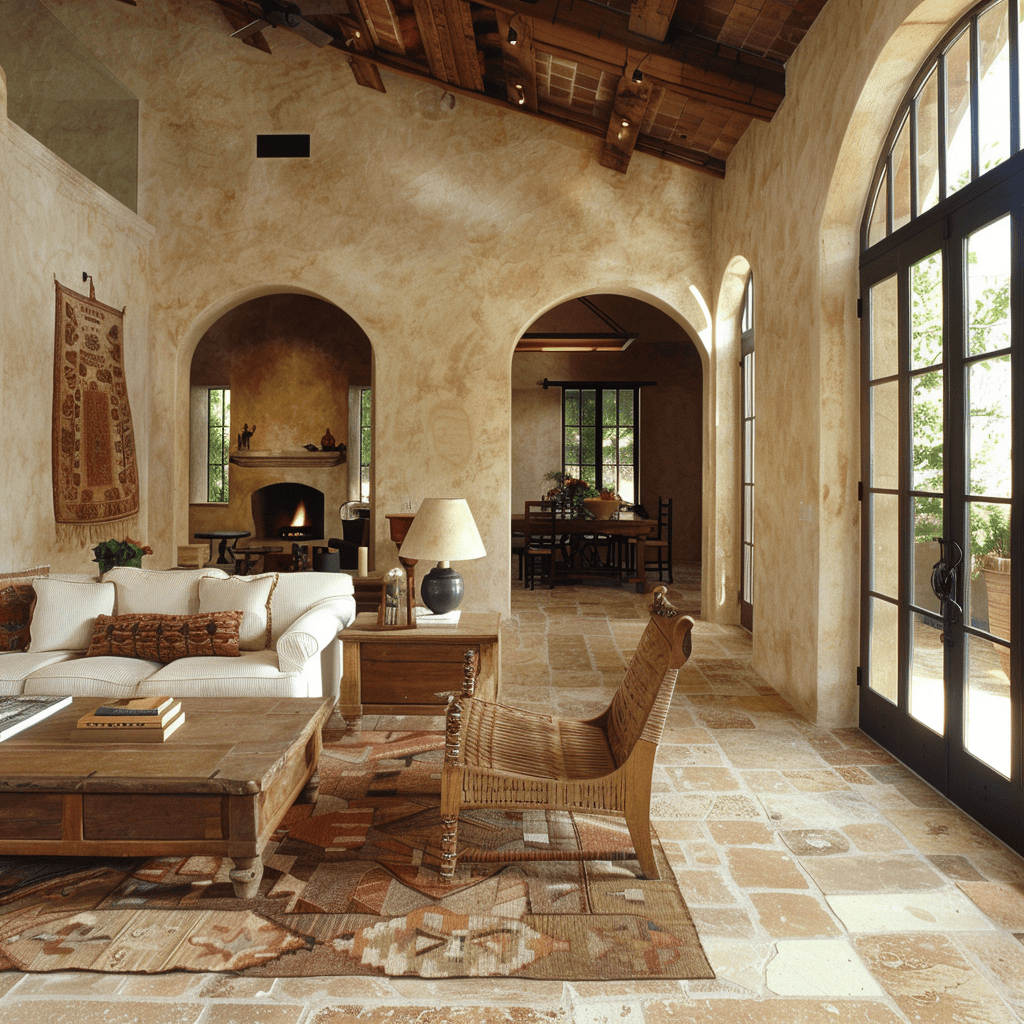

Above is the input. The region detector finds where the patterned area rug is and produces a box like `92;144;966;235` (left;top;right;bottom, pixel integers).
0;731;713;980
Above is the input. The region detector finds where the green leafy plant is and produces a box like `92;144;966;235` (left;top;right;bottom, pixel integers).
92;536;153;572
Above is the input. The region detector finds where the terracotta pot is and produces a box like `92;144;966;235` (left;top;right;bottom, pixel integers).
981;556;1011;678
583;498;621;520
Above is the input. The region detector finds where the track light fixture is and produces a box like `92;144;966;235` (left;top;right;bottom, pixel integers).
631;54;649;84
515;83;526;105
507;25;517;44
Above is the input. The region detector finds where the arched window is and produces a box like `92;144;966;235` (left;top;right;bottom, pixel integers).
859;0;1022;854
863;0;1022;249
740;274;755;632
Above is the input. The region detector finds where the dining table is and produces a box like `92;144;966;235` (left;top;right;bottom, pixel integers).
511;511;659;591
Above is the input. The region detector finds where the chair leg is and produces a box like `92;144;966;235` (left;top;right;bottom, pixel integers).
623;745;659;879
440;812;460;880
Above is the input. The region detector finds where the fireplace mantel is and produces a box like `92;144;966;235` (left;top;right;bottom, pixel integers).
229;449;344;468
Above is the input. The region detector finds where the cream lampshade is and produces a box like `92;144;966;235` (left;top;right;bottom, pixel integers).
399;498;487;614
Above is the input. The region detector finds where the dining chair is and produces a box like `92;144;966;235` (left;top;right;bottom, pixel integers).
643;497;673;583
523;500;557;589
437;586;695;880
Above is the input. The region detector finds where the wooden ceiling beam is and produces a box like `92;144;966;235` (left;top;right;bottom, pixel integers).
496;11;538;112
413;0;460;81
412;0;485;90
526;22;780;119
628;0;678;44
600;55;654;173
475;0;785;93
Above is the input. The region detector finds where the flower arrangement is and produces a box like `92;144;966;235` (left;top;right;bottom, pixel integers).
544;471;620;516
92;536;153;574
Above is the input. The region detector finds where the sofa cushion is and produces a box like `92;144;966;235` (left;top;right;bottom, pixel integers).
23;655;160;698
270;572;355;643
101;566;230;616
0;651;81;694
85;611;243;663
0;582;36;652
29;579;116;652
140;649;305;698
198;573;278;650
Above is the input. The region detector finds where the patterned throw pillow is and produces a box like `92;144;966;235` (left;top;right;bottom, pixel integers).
85;611;243;663
0;582;37;652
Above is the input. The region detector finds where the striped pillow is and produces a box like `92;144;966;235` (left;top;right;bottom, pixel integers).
101;566;229;616
29;579;116;652
85;611;242;663
198;573;278;651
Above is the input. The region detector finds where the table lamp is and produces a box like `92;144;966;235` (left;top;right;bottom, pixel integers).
398;498;487;615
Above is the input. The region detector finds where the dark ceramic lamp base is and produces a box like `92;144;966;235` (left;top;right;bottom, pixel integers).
419;564;464;614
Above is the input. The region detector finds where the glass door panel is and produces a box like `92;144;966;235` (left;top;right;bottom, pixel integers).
911;611;946;733
868;597;900;703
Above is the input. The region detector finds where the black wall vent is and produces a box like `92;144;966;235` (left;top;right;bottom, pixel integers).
256;134;310;158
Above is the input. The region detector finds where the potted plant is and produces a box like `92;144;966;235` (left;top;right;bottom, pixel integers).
92;536;153;574
544;470;599;517
973;507;1011;677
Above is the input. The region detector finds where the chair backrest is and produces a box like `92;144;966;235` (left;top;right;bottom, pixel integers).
524;500;556;545
656;497;672;539
604;588;693;765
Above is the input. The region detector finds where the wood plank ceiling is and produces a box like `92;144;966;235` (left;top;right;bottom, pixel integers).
205;0;831;176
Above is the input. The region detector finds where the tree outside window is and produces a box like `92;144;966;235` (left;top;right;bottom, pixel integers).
562;386;637;502
207;387;230;503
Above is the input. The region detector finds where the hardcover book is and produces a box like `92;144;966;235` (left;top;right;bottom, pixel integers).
89;696;175;717
75;711;185;742
0;695;73;742
78;702;182;729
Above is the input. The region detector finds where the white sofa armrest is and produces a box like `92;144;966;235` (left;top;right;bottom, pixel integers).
276;598;351;676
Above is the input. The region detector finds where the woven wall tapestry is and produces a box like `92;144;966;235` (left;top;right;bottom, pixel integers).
52;279;139;543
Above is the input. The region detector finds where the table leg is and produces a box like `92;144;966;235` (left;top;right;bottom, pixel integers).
229;856;263;898
635;536;651;593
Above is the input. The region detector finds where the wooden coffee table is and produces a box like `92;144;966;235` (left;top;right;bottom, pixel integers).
0;696;332;898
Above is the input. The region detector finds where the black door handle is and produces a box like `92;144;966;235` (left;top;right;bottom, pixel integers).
930;538;963;628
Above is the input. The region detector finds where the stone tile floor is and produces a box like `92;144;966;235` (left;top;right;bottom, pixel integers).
3;564;1024;1022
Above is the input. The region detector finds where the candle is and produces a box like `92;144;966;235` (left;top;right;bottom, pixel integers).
358;546;368;577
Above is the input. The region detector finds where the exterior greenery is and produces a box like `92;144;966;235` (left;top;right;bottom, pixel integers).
562;386;637;503
360;386;371;501
207;387;230;503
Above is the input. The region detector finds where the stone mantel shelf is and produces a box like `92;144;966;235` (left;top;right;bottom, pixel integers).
229;449;344;468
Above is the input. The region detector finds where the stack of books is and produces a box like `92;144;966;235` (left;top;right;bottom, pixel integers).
76;696;184;741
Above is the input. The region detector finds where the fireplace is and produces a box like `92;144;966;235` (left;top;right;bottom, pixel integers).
251;483;326;541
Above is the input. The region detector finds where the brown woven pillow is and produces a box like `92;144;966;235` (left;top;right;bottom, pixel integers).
85;611;243;663
0;582;37;652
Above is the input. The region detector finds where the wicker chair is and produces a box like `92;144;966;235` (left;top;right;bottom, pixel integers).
438;586;694;880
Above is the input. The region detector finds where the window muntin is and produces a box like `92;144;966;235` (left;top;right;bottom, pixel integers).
562;386;637;502
359;386;372;501
863;0;1020;250
207;387;230;503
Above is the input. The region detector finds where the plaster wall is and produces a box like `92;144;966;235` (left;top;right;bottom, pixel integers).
0;65;154;576
35;0;716;618
714;0;979;724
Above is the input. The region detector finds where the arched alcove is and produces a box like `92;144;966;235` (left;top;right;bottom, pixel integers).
187;293;372;549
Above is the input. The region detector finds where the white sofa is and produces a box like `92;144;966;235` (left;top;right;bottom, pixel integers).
0;567;356;701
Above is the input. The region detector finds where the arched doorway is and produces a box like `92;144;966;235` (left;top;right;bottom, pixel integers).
511;293;704;593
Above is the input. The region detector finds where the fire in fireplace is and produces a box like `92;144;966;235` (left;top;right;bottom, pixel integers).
251;484;326;540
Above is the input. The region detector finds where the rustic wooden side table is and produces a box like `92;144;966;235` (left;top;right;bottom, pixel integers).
337;612;500;725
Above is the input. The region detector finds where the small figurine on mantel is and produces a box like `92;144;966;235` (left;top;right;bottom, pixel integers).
321;428;336;450
238;423;256;450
